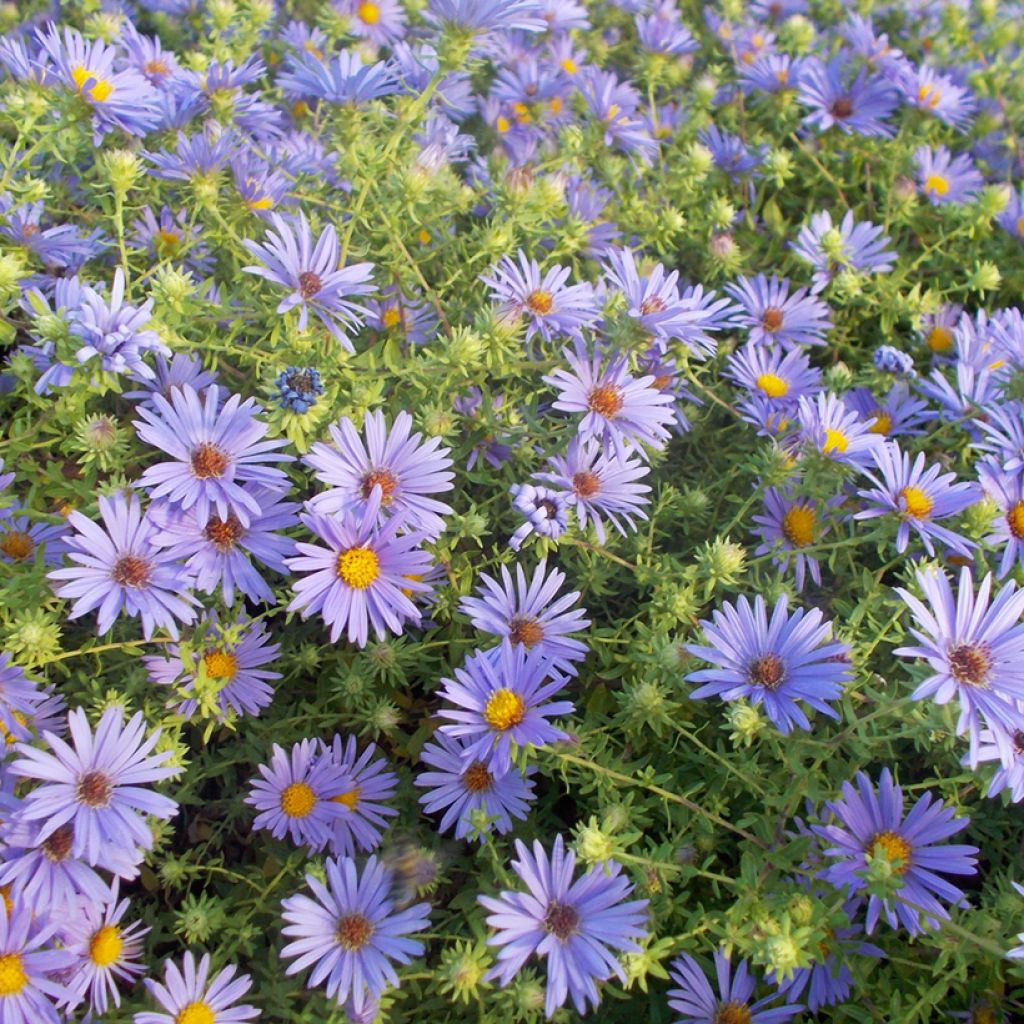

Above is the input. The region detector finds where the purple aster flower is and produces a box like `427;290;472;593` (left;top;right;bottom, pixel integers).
752;489;840;592
481;251;598;343
797;392;884;468
143;127;237;182
970;400;1024;471
979;461;1024;579
725;341;822;425
699;124;766;182
134;384;292;530
873;345;916;377
668;950;802;1024
365;288;438;347
120;22;180;86
915;146;983;206
0;655;50;747
479;835;648;1019
339;0;408;44
129;206;212;277
62;882;147;1016
739;53;807;94
895;566;1024;768
71;270;169;381
424;0;545;35
854;442;980;556
813;768;978;935
790;210;897;293
48;493;197;640
231;151;292;218
544;345;675;460
286;493;433;647
997;186;1024;241
509;484;570;551
247;739;352;853
415;731;536;839
135;952;257;1024
278;50;399;106
124;353;220;410
144;615;281;721
578;68;659;162
533;438;651;543
305;410;454;539
242;213;376;352
636;8;698;55
920;359;1002;425
798;57;898;137
459;559;589;674
843;384;933;439
725;274;832;349
280;855;430;1013
319;735;399;857
11;706;179;867
686;593;851;734
437;641;573;774
0;202;106;270
0;504;67;568
0;899;74;1023
968;719;1024;802
898;64;976;132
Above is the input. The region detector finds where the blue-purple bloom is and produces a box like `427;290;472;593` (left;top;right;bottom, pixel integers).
135;951;258;1024
479;835;649;1019
797;392;884;468
509;484;570;550
278;50;400;106
915;145;983;206
0;899;74;1024
789;210;897;294
798;57;899;137
978;461;1024;578
724;274;832;348
752;489;838;592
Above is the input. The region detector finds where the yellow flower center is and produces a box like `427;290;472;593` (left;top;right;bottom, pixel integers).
72;65;114;101
337;547;380;589
899;486;933;519
463;761;494;793
382;307;402;329
176;1002;215;1024
155;229;180;256
755;372;788;398
868;411;892;435
203;650;238;680
483;688;526;731
588;384;625;417
0;531;33;561
336;913;374;950
526;290;553;315
782;504;816;547
0;954;27;996
715;1003;753;1024
247;195;274;211
89;925;123;967
496;114;511;133
561;57;578;75
924;174;949;197
1017;216;1024;236
823;428;848;454
927;325;953;352
332;787;361;810
417;229;431;245
868;831;912;874
358;1;380;24
918;84;941;108
1007;501;1024;539
280;782;316;818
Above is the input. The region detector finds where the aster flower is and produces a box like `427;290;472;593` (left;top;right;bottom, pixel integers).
844;384;933;439
280;855;430;1012
62;883;148;1016
752;489;840;592
0;505;67;568
459;559;589;674
915;146;983;206
278;50;400;106
854;442;980;556
970;400;1024;471
134;384;292;530
739;53;806;94
48;492;197;640
424;0;546;36
143;127;237;181
242;213;376;351
978;462;1024;578
0;655;50;746
135;952;257;1024
969;718;1024;802
894;566;1024;768
686;593;851;734
130;206;212;276
798;57;899;137
797;392;884;468
365;288;438;347
996;186;1024;241
509;484;570;551
668;950;802;1024
415;731;536;840
247;739;352;852
305;410;454;538
699;125;766;182
790;210;896;293
725;274;832;349
898;64;976;132
286;492;433;647
579;68;659;162
0;202;106;269
0;899;74;1023
319;735;399;857
479;835;648;1019
143;615;281;721
725;342;822;427
11;706;179;867
437;641;573;774
124;352;220;410
813;768;978;935
340;0;408;45
481;252;598;343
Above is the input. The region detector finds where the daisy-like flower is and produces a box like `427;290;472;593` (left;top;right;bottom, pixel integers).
997;185;1024;241
686;594;851;734
280;855;430;1013
914;145;983;206
725;342;822;427
969;718;1024;802
124;352;220;411
143;615;281;721
279;50;400;106
0;898;74;1024
508;484;570;551
286;492;433;647
242;213;376;351
479;835;649;1019
425;0;545;35
0;655;49;747
797;392;884;468
813;768;978;935
319;735;399;857
544;345;675;460
11;706;179;867
48;493;197;640
725;274;832;349
533;438;651;543
482;251;598;343
970;400;1024;472
415;731;536;840
752;489;839;592
305;410;454;539
789;210;897;294
134;952;258;1024
668;950;802;1024
437;641;573;774
340;0;408;45
894;566;1024;768
798;57;898;137
898;64;976;132
855;442;980;556
62;883;148;1016
844;384;933;439
978;462;1024;578
247;739;352;852
134;384;292;530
